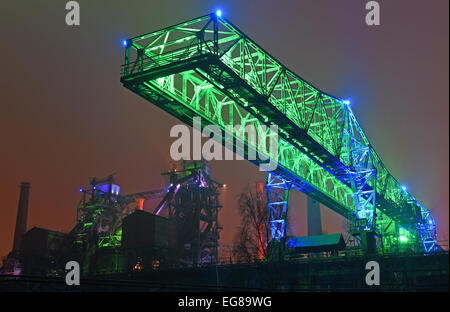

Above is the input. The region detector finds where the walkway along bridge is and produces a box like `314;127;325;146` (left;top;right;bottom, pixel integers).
120;12;438;256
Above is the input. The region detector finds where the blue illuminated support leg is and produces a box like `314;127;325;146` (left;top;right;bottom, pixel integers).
417;208;439;253
340;106;378;252
350;147;377;229
349;146;377;252
266;173;291;242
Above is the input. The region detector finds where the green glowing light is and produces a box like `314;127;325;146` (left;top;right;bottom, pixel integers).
120;13;437;252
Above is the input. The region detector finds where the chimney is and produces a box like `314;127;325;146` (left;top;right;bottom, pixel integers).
307;196;322;236
12;182;30;252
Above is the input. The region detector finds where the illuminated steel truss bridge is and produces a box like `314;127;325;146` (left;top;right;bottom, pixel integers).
120;12;438;254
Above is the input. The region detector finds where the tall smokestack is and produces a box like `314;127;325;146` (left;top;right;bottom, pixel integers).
307;196;322;236
12;182;30;253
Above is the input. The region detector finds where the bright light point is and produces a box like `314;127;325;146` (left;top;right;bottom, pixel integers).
343;100;350;105
399;236;408;242
122;40;127;46
401;186;407;191
428;220;433;225
79;188;83;192
223;184;227;188
216;10;222;17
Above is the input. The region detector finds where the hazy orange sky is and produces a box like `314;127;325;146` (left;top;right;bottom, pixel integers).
0;0;448;258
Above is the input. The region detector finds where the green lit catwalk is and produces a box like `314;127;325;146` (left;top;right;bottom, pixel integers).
120;12;438;254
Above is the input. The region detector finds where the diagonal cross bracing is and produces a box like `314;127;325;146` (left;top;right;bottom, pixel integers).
121;13;437;253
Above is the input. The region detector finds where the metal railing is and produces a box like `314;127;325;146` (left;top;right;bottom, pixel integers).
121;41;216;77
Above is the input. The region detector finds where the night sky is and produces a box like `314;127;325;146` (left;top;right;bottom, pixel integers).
0;0;448;259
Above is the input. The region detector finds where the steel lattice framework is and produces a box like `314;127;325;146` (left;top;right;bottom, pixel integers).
120;13;438;253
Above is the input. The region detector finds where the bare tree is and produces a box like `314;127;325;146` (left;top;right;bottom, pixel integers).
232;185;272;263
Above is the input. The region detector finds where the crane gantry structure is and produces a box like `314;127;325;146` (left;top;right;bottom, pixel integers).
120;12;438;254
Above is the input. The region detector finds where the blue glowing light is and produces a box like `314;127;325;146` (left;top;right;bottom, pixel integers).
343;100;351;105
401;186;407;191
216;10;222;17
122;40;127;47
79;188;83;192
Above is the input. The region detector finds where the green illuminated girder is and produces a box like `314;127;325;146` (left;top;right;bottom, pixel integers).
124;69;354;213
121;13;437;251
